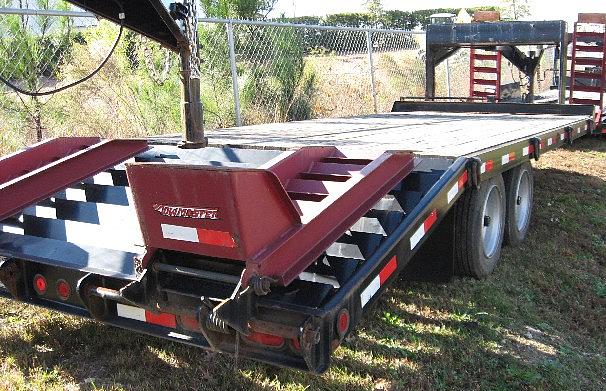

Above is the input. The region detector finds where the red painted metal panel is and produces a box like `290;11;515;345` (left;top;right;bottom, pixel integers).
126;164;301;261
268;146;340;185
0;138;148;221
244;151;415;286
127;147;415;287
0;137;100;184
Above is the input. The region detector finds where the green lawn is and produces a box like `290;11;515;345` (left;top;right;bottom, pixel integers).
0;138;604;391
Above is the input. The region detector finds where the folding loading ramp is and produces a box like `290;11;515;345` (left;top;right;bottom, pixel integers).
569;13;606;129
469;48;502;102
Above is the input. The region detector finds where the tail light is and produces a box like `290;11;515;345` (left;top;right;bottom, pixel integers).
245;331;284;348
33;274;47;295
56;279;71;301
336;308;350;338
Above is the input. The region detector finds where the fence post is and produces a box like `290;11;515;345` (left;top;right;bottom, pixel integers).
226;21;242;127
445;57;452;97
366;30;378;114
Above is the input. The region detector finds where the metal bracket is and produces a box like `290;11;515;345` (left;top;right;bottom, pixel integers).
77;274;110;320
168;2;188;21
0;257;24;299
213;286;255;336
250;275;276;296
119;270;150;304
467;157;482;189
564;126;574;146
530;137;541;161
300;316;321;371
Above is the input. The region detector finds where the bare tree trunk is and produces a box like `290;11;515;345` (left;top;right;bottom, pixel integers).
33;97;43;142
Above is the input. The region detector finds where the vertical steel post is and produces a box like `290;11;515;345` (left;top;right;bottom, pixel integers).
558;23;568;104
180;49;206;147
425;46;437;99
180;0;205;148
227;22;242;127
445;57;451;98
366;30;378;114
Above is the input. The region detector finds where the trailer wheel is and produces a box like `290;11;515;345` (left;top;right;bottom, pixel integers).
454;174;506;279
503;162;533;246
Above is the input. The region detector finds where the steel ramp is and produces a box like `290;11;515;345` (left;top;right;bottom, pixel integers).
0;137;149;221
568;13;606;128
126;146;415;287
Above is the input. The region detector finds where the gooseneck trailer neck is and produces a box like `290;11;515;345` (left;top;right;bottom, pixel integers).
425;20;569;104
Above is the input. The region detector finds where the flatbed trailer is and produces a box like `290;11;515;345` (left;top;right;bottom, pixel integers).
0;101;596;373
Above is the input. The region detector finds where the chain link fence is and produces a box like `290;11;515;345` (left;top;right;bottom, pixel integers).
198;18;428;128
0;5;561;156
0;5;429;153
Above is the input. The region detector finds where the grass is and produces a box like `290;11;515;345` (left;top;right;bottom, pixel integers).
0;137;605;390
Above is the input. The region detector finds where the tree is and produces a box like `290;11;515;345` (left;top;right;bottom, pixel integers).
201;0;277;20
502;0;531;20
365;0;383;27
0;0;73;142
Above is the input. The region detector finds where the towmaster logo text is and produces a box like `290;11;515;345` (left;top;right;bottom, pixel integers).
152;204;219;220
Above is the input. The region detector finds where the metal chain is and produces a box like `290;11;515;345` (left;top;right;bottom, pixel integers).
140;36;174;85
184;0;201;79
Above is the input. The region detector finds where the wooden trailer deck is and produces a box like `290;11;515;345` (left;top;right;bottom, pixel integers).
204;111;590;158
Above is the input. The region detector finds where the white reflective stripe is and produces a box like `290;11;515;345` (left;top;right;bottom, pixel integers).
0;224;24;235
409;224;425;250
560;133;565;140
548;138;553;146
116;303;146;322
501;154;510;165
360;276;380;307
167;332;193;341
523;146;530;156
481;162;487;174
64;188;87;201
161;224;199;243
299;272;340;288
447;183;459;204
90;172;115;186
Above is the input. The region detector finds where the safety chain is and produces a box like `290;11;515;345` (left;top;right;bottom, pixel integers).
140;36;174;85
183;0;201;79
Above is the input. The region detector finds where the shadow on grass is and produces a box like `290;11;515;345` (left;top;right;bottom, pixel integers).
0;305;552;391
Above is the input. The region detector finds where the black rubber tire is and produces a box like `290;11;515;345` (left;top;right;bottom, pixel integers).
454;174;506;279
503;162;534;246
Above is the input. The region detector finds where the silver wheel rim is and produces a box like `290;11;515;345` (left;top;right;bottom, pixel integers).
482;184;503;258
514;171;531;232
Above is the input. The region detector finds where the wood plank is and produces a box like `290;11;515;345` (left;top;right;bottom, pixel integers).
208;112;588;158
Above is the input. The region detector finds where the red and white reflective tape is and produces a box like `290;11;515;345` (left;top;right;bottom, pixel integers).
559;133;565;141
410;209;438;250
116;303;177;328
161;224;236;248
447;171;469;204
481;160;494;174
360;255;398;308
547;137;554;147
522;144;535;157
501;152;516;166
